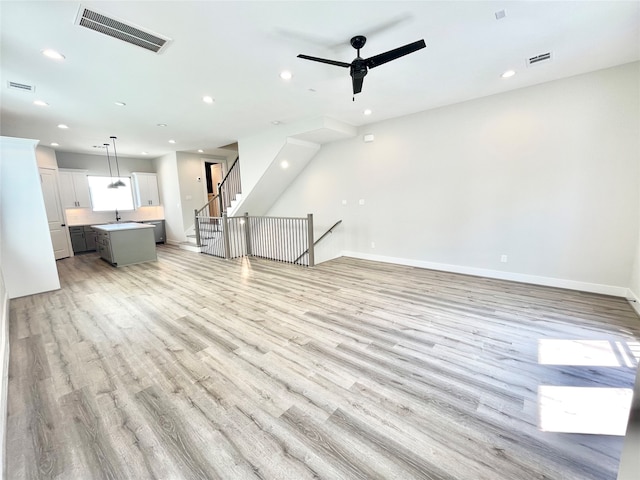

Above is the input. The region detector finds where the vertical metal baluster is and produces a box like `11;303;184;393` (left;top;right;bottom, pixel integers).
287;218;292;263
307;214;314;267
277;218;282;262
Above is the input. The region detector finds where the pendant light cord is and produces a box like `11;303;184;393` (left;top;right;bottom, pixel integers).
110;136;121;177
104;143;113;178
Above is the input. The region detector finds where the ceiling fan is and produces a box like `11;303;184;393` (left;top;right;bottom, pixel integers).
297;35;426;96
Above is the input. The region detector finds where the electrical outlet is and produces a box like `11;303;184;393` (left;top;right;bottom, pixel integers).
359;199;365;206
342;199;347;206
371;242;376;248
501;254;508;263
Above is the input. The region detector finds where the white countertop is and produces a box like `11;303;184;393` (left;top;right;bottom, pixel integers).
92;222;156;232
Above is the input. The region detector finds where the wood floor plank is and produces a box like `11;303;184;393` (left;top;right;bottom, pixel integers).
6;246;640;479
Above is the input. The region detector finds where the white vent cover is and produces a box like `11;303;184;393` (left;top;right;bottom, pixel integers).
74;5;171;54
7;81;35;92
527;52;552;66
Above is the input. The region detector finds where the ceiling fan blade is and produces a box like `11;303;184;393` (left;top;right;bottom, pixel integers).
365;39;426;69
352;76;364;95
297;54;351;68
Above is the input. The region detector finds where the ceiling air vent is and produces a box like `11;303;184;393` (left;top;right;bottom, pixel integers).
74;5;171;54
527;52;552;66
7;81;35;92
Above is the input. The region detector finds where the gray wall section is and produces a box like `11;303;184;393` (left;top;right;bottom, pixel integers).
56;151;155;175
266;62;640;289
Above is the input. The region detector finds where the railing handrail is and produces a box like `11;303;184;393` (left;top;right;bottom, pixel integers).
194;194;221;246
312;220;342;247
195;193;220;217
294;219;342;263
219;156;239;192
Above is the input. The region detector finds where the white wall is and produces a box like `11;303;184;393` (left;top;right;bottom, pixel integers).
0;139;8;480
176;152;209;232
0;137;60;298
36;145;58;169
267;63;640;294
155;152;185;243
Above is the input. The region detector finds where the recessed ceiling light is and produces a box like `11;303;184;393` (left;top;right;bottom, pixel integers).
50;142;59;147
197;149;204;153
280;71;293;80
363;109;372;115
202;96;214;104
501;70;516;78
41;49;65;60
141;151;148;155
272;120;281;125
33;100;49;107
157;123;167;127
280;160;289;169
57;124;69;129
168;139;176;144
115;101;126;106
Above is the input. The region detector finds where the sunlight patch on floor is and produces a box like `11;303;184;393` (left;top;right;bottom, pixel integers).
538;339;625;366
538;386;633;435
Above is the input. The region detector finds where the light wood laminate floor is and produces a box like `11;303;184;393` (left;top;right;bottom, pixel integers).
7;246;640;479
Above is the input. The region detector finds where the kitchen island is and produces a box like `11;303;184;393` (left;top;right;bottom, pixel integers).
93;222;157;267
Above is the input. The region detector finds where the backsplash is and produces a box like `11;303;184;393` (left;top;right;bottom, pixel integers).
65;205;164;226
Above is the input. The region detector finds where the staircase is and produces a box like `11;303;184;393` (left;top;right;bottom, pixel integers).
179;157;241;253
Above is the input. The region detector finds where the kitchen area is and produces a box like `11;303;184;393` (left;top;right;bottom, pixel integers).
56;161;167;267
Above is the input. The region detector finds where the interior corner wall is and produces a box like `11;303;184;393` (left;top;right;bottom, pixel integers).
155;152;185;243
628;116;640;309
0;137;60;299
36;145;58;169
267;62;640;293
175;152;210;233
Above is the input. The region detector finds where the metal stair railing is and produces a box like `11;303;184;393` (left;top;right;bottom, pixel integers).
294;219;342;264
218;157;240;214
194;193;220;247
195;213;340;267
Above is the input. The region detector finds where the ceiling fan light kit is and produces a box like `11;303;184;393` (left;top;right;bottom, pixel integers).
298;35;426;96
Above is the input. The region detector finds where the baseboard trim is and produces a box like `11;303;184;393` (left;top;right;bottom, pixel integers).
341;251;628;297
626;288;640;317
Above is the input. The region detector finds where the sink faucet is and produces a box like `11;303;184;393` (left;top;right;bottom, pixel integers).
115;209;121;222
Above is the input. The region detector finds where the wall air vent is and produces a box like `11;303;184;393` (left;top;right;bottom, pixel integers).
527;52;552;66
74;5;171;54
7;81;35;92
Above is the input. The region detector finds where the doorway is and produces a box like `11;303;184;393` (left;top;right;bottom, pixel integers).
205;162;223;217
39;168;71;259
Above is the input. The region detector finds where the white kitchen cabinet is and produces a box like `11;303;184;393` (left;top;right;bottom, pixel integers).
58;169;92;208
131;172;160;207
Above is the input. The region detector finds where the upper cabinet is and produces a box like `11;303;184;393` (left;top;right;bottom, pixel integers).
58;169;91;208
131;172;160;207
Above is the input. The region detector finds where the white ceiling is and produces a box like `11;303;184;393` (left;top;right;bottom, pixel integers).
1;1;638;158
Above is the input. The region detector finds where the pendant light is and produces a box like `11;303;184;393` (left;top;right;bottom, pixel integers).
104;143;118;189
110;136;126;188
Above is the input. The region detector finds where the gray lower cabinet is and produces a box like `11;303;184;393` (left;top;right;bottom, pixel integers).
93;223;157;267
143;220;165;243
69;226;96;253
